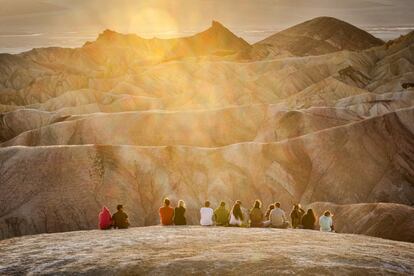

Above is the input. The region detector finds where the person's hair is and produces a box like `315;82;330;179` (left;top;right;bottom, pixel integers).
275;202;281;208
178;200;185;208
265;204;274;218
164;198;170;206
324;210;331;217
236;200;242;205
117;204;123;211
253;200;261;209
307;209;316;219
232;203;243;220
220;201;226;207
205;200;210;207
293;204;299;210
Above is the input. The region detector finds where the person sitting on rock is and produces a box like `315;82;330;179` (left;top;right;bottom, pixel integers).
290;204;305;229
112;204;129;229
236;200;249;227
269;202;289;228
214;201;230;226
302;208;317;230
159;198;174;226
249;200;264;227
200;200;214;226
98;206;113;230
173;200;187;225
264;204;275;221
229;202;243;227
319;210;334;232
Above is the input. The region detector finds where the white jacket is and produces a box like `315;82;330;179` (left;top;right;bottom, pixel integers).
269;208;286;227
200;207;214;226
319;215;333;232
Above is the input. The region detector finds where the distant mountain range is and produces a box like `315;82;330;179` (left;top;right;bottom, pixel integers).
0;16;392;82
81;16;386;61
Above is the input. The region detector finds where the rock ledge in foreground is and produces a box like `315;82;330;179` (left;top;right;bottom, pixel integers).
0;226;413;275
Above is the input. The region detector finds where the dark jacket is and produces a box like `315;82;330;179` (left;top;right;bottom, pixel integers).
173;206;187;225
301;213;316;230
249;208;264;227
112;210;129;229
264;208;274;220
290;208;305;228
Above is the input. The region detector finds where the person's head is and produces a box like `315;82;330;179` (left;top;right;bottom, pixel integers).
236;200;242;205
324;210;331;217
253;200;261;209
265;204;274;216
275;202;281;208
117;204;123;211
164;198;170;206
178;200;185;208
293;204;299;210
232;203;243;220
205;200;210;208
220;201;226;207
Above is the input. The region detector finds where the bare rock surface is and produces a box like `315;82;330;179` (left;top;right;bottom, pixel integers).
1;104;413;240
308;202;414;242
254;16;384;58
0;105;363;146
0;226;413;275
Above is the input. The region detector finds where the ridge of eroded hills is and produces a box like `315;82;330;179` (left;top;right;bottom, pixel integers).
253;16;384;58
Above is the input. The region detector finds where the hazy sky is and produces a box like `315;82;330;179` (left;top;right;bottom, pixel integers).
0;0;413;53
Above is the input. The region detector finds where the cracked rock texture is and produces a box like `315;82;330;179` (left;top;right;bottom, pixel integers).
1;226;413;275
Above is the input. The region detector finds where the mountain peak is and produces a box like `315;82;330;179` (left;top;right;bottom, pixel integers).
98;29;118;40
205;20;236;36
191;20;251;50
256;16;383;56
82;20;250;62
211;20;225;29
307;16;347;24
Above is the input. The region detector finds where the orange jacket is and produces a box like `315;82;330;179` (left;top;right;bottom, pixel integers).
159;206;174;225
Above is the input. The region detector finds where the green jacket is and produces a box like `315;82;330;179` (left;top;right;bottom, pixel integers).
214;206;230;226
249;207;264;227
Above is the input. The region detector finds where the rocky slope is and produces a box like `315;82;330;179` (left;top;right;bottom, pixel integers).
1;105;413;240
82;20;251;65
254;17;384;58
0;18;413;242
1;227;413;275
308;202;414;242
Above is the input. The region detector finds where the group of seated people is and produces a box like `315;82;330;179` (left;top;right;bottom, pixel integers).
99;198;335;232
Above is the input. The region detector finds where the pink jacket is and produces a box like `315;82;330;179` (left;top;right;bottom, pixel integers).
99;206;112;229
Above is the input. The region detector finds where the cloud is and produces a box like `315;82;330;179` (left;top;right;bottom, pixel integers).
0;0;66;16
0;0;413;34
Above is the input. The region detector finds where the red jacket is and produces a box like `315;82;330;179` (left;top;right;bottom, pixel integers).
99;206;112;229
159;206;174;225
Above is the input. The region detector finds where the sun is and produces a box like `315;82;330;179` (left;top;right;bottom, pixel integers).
128;8;179;38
